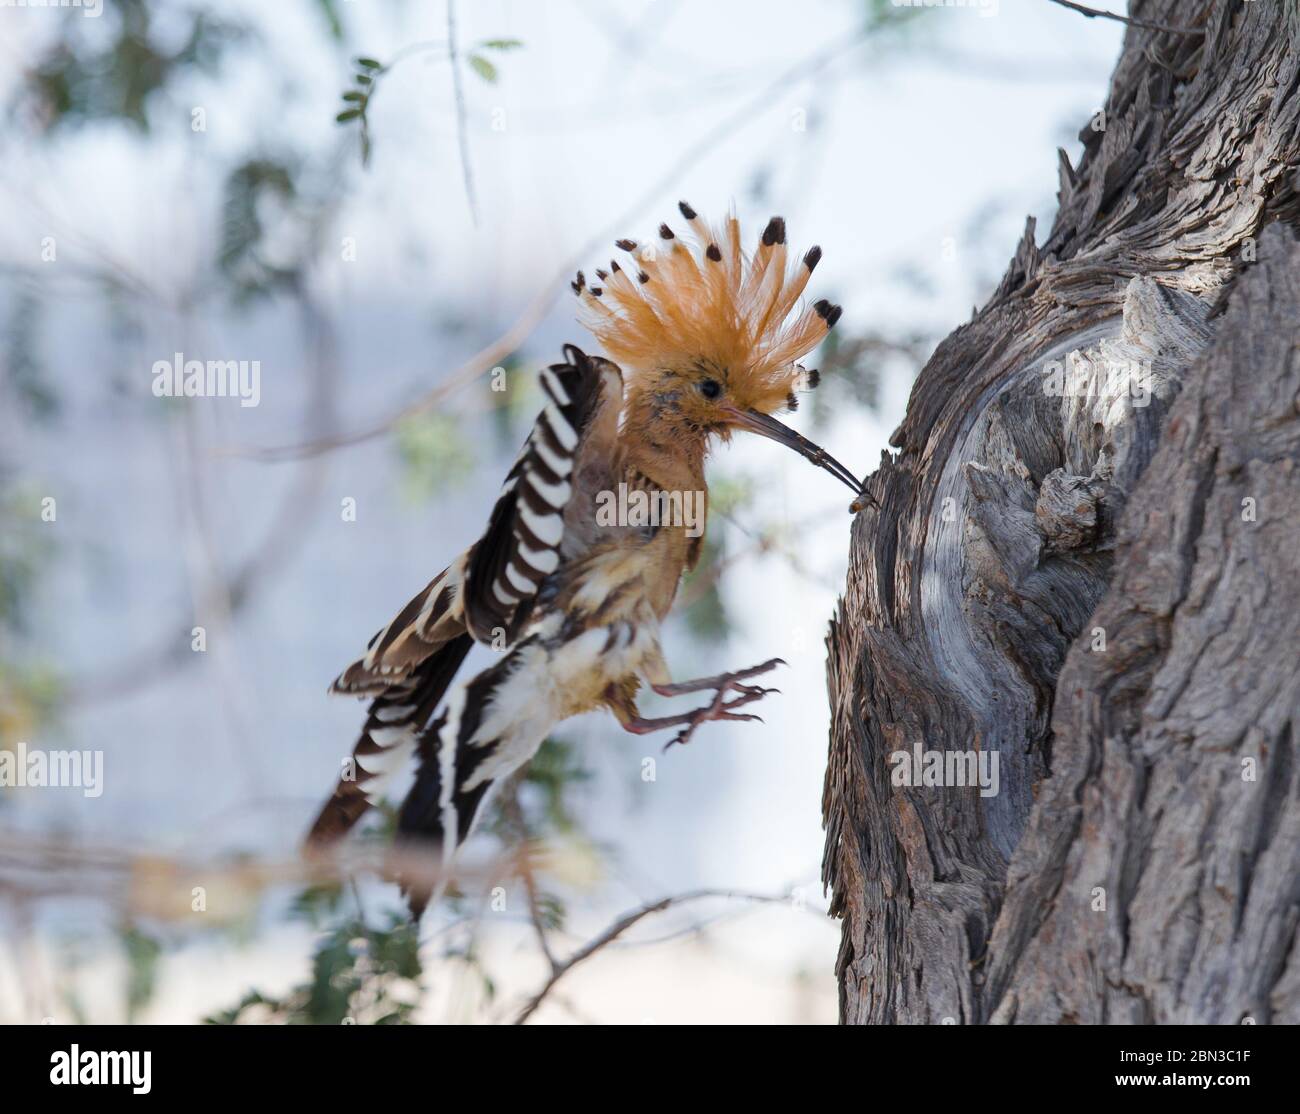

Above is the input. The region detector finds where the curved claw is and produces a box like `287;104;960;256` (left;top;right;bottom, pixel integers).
722;690;767;711
733;684;779;699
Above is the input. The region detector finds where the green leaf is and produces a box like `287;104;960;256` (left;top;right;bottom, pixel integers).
336;108;361;123
120;925;162;1024
355;73;372;85
467;54;498;83
341;90;365;103
356;56;383;69
480;38;524;51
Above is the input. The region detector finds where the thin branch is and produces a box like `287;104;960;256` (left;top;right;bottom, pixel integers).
513;888;785;1024
519;859;558;972
234;284;552;462
0;830;542;916
446;0;479;226
1045;0;1205;36
496;779;559;971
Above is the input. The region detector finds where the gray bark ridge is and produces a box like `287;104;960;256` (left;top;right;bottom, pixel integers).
987;224;1300;1025
823;0;1300;1024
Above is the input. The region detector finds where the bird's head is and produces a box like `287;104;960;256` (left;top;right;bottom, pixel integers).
574;202;864;498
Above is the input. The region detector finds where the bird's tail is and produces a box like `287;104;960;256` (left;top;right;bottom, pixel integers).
394;644;549;919
304;633;474;848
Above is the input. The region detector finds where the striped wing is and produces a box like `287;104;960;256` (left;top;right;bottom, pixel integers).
330;556;468;696
460;344;615;643
307;633;473;845
328;344;619;692
395;632;556;919
308;346;619;849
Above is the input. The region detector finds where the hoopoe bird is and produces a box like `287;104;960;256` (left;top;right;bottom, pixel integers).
305;203;869;917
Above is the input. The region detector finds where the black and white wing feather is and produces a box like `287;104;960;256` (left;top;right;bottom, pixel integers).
306;345;620;849
329;556;468;697
460;344;614;643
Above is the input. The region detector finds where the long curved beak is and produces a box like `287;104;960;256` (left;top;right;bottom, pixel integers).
721;406;869;499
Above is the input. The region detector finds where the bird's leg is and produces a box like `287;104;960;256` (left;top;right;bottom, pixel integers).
604;658;784;751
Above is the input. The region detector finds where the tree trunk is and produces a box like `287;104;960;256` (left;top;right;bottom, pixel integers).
822;0;1300;1025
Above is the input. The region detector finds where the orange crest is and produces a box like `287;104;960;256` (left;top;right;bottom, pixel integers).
573;202;839;415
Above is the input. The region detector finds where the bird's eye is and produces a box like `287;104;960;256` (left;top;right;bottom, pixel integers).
698;378;722;400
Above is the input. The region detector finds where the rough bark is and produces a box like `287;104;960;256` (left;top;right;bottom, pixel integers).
823;0;1300;1024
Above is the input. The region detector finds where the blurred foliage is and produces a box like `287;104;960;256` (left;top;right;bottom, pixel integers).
218;158;302;304
5;285;58;421
119;923;162;1024
204;834;411;1027
677;474;756;645
485;355;535;452
41;938;95;1025
810;327;881;428
682;532;730;645
1;278;64;751
394;411;477;503
314;0;346;43
204;735;589;1024
710;474;757;518
0;487;55;634
0;480;64;749
289;880;349;929
102;276;148;399
863;0;928;36
807;313;933;433
508;736;592;839
205;912;423;1025
0;664;62;753
22;0;249;132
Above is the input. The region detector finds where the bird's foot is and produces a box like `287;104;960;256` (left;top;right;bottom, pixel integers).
620;658;784;750
649;657;785;698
